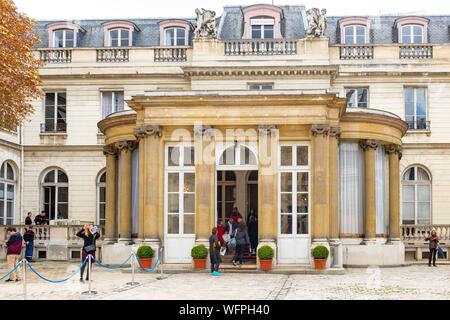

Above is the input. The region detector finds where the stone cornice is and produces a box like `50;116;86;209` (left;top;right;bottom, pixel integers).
341;111;408;136
97;112;137;134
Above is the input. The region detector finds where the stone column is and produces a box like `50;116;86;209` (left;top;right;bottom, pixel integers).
360;139;378;243
103;145;117;243
328;127;340;242
116;140;135;243
194;125;215;244
311;125;330;242
135;125;162;245
386;144;402;242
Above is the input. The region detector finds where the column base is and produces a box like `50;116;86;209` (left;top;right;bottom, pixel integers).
102;238;117;244
362;238;377;245
101;242;134;264
387;238;401;244
118;238;132;244
342;241;405;266
329;239;343;268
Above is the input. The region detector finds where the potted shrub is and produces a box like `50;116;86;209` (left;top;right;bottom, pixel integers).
257;245;274;271
136;245;154;269
312;245;329;270
191;245;208;270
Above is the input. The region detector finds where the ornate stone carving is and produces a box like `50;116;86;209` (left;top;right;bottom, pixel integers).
311;124;330;136
305;8;327;37
194;124;213;137
385;144;403;159
102;144;117;156
115;141;137;152
134;125;162;139
258;125;277;136
359;139;379;151
328;126;341;139
194;8;217;39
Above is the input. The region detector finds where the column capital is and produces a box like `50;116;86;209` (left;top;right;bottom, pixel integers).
134;125;162;139
359;139;379;151
258;125;277;136
311;124;330;136
115;141;137;152
328;126;341;139
385;144;403;159
103;144;117;156
194;124;213;137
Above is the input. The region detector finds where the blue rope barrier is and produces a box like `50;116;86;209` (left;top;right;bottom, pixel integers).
92;254;133;270
27;258;88;283
0;260;22;281
134;254;161;273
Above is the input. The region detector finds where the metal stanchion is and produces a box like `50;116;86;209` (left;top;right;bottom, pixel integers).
157;246;167;280
22;259;27;300
82;255;97;295
126;253;139;286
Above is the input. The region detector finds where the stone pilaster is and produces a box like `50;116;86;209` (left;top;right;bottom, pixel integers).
386;144;402;242
360;139;378;244
328;127;341;242
103;145;117;243
116;140;136;243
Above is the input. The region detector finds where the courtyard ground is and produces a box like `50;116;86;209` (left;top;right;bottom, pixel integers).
0;261;449;300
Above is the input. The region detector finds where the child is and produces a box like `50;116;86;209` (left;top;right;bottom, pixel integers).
209;227;221;276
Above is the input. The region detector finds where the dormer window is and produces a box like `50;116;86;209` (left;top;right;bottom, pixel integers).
338;17;370;45
242;4;283;39
53;29;74;48
47;22;85;48
395;17;429;44
159;20;192;46
251;17;274;39
103;21;139;47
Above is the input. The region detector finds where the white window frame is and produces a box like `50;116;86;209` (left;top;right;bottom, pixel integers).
251;18;275;39
109;28;131;47
401;166;432;225
278;143;311;237
400;24;424;44
52;29;74;48
345;87;369;108
404;87;428;130
343;25;367;44
41;168;69;221
97;170;106;226
164;27;186;46
0;162;16;225
216;142;258;171
43;91;67;133
101;91;125;119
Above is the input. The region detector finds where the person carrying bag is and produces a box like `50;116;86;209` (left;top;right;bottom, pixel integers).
76;224;100;281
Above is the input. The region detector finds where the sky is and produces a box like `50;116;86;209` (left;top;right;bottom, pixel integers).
13;0;450;20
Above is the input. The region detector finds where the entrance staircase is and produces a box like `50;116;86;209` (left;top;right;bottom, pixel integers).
220;244;257;270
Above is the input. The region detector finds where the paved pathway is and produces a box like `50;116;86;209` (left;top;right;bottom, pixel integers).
0;262;449;300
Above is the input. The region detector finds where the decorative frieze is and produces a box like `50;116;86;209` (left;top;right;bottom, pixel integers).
359;139;379;151
115;141;137;152
134;125;162;139
311;124;330;136
258;125;277;136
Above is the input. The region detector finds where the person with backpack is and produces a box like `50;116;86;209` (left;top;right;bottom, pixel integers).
76;224;100;282
232;221;250;267
23;227;35;262
209;227;221;276
426;229;439;267
5;227;23;282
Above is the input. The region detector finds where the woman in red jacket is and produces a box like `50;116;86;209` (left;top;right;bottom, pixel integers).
217;219;225;245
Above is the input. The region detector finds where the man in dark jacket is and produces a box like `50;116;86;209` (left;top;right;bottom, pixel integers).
232;222;250;266
5;227;23;282
25;212;33;226
23;227;35;262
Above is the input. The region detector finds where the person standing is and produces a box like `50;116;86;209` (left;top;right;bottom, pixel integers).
34;212;43;225
217;219;225;246
426;229;439;267
5;227;23;282
23;227;35;262
76;224;100;281
232;222;250;267
25;212;33;226
40;211;49;225
209;227;221;276
247;209;258;255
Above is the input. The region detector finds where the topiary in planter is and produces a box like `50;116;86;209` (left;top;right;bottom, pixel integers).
312;245;329;259
191;245;208;259
136;245;154;259
257;245;274;260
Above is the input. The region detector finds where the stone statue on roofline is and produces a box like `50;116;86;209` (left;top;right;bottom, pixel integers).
305;8;327;37
194;8;218;39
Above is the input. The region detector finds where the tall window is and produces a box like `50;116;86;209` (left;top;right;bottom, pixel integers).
97;171;106;226
109;29;130;47
165;27;186;46
53;29;74;48
402;166;431;225
251;17;274;39
345;88;368;108
42;169;69;220
101;91;124;119
401;25;424;44
44;92;66;132
217;171;236;220
405;87;427;130
279;144;310;235
0;161;16;225
166;145;195;235
343;25;366;44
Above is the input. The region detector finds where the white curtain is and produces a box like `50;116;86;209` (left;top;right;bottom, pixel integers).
339;142;365;235
102;92;113;119
131;147;139;236
375;146;388;236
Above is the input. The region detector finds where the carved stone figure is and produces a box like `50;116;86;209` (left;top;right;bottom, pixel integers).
194;8;218;39
305;8;327;37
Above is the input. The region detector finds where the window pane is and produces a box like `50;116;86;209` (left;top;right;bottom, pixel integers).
402;186;414;202
57;203;68;219
296;146;308;166
165;28;175;46
184;173;195;192
225;171;236;181
99;186;106;203
417;202;430;221
217;186;222;201
280;215;292;234
416;167;430;180
168;194;179;212
6;164;14;180
280;173;292;192
6;185;14;201
417;185;430;202
402;202;415;222
54;30;64;47
280;194;292;213
58;187;68;203
44;170;55;183
114;91;124;112
241;146;256;165
183;194;195;213
100;172;106;183
297;214;308;234
176;28;186;45
403;167;414;181
297;172;308;192
168;214;179;234
6;201;13;219
99;204;105;224
346;89;356;108
220;147;235;165
65;30;74;47
225;186;235;201
251;25;261;39
280;146;292;166
297;193;308;213
168;147;180;166
184;147;195;166
120;29;129;47
102;92;113;118
168;173;179;192
183;214;195;234
357;89;368;108
0;183;4;199
263;25;274;39
57;170;68;183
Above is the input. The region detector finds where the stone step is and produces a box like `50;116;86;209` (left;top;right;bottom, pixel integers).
220;263;257;270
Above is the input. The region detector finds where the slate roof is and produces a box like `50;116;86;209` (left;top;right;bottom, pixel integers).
34;5;450;48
